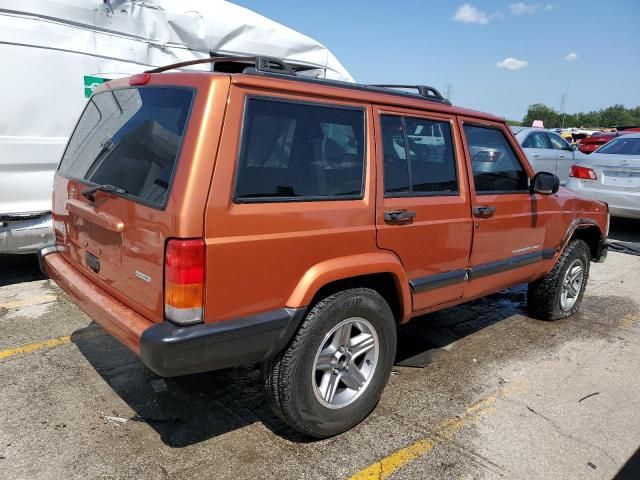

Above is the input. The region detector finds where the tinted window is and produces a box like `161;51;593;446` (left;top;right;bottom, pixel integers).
597;136;640;155
234;98;365;201
59;87;193;207
547;133;571;151
464;125;529;193
381;115;458;196
523;131;550;149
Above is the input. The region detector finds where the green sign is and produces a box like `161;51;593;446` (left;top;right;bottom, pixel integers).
83;75;110;98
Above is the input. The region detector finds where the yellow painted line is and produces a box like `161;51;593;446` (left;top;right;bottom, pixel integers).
0;335;71;360
351;439;435;479
349;396;497;480
0;294;58;310
621;313;639;329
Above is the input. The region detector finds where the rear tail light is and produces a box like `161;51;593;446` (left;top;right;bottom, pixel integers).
164;239;205;325
570;165;597;180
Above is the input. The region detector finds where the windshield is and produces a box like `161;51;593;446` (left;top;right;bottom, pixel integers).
58;87;194;208
595;137;640;155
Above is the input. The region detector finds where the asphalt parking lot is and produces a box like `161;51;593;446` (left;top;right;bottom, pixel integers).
1;220;639;480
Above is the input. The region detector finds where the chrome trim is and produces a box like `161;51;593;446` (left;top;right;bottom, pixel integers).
38;244;66;274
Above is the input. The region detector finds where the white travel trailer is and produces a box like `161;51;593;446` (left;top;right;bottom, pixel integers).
0;0;353;255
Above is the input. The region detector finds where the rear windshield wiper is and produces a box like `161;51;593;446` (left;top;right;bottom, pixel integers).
81;183;127;202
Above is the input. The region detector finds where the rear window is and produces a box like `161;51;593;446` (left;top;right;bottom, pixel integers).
58;87;194;208
596;137;640;155
234;98;365;202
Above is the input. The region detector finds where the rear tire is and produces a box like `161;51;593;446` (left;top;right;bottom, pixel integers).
527;239;590;321
262;288;397;438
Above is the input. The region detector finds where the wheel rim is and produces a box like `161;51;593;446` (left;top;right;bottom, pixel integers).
312;317;379;409
560;259;584;311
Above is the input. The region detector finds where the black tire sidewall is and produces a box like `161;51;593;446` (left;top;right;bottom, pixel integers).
290;290;396;437
552;242;590;318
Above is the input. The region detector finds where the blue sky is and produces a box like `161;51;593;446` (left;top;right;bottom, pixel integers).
232;1;640;121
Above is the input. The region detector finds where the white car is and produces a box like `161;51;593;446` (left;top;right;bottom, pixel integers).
566;133;640;219
511;127;585;184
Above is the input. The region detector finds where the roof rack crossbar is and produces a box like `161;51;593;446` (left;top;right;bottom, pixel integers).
144;55;297;76
143;56;452;106
368;84;447;101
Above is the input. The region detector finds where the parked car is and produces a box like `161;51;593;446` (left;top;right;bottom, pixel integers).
567;133;640;219
41;56;609;438
577;130;636;154
511;127;584;184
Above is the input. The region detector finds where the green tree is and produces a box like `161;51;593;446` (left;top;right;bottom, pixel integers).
521;103;640;128
522;103;561;128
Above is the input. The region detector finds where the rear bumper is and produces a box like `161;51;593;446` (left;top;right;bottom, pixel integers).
565;180;640;219
140;308;306;377
42;250;306;377
0;212;54;254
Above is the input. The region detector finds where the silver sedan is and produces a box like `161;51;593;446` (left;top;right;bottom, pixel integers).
511;127;585;184
565;133;640;219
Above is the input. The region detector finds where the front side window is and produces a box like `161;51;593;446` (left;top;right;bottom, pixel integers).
547;133;572;151
464;124;529;193
59;87;194;208
381;115;458;196
234;98;365;201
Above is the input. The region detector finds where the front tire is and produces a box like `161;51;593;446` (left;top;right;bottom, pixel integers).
262;288;397;438
527;239;590;320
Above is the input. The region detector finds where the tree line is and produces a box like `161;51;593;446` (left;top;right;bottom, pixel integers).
507;104;640;129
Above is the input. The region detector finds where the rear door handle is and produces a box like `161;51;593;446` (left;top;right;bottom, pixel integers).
384;210;416;223
532;153;540;158
473;205;496;217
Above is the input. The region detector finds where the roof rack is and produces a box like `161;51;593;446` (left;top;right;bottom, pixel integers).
368;84;448;102
144;56;452;106
145;55;296;76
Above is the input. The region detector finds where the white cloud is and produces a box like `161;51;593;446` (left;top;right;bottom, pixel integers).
565;52;579;61
544;3;556;10
509;2;540;15
496;57;529;70
453;4;490;25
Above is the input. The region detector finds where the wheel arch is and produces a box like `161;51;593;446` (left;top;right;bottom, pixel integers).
286;252;412;323
558;218;606;263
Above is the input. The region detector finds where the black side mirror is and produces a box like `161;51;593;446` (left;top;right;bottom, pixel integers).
530;171;560;195
570;143;578;151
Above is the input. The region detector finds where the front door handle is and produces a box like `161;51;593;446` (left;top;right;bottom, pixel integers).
384;210;416;223
473;205;496;217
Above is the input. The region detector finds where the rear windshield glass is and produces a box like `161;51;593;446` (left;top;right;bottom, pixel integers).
596;137;640;155
58;87;194;208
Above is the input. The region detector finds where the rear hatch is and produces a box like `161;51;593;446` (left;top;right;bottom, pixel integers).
52;82;204;322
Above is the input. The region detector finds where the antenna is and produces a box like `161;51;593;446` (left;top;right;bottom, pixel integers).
445;83;452;101
560;76;571;128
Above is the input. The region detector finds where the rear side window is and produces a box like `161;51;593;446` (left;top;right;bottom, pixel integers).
59;87;194;208
523;131;550;149
464;125;529;193
381;115;458;196
234;98;365;202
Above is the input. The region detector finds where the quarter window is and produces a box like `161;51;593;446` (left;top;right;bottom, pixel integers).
381;115;458;196
464;125;529;193
234;98;365;202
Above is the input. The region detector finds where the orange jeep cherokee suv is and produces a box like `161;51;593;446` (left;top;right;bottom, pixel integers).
41;57;609;438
